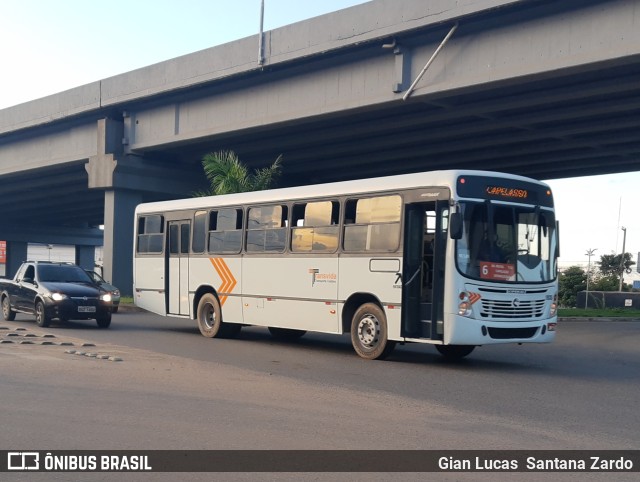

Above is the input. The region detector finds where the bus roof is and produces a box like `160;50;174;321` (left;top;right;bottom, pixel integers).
135;169;550;215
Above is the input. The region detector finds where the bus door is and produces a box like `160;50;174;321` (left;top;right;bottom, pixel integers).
401;201;447;340
167;220;191;316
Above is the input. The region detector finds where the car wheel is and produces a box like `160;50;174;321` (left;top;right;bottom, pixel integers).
96;313;112;328
1;296;16;321
35;301;50;327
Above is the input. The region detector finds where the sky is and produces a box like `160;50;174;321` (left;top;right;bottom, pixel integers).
1;0;639;280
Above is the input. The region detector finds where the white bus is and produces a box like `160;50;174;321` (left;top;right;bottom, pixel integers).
133;170;559;360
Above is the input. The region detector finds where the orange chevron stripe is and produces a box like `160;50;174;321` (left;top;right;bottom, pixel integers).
209;258;227;305
209;258;228;305
215;256;235;293
209;257;237;306
468;292;481;305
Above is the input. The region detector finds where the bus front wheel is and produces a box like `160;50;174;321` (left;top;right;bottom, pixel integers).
435;344;475;360
196;293;241;338
350;303;395;360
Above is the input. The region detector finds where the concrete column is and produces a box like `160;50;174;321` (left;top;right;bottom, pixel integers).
86;118;121;189
103;190;142;296
6;241;28;279
75;245;96;272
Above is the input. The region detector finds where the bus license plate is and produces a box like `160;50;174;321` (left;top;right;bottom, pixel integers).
78;306;96;313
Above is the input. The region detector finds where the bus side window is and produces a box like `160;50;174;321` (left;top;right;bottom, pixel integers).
137;215;164;254
343;195;401;252
291;201;339;253
192;210;207;253
246;205;288;253
208;208;243;254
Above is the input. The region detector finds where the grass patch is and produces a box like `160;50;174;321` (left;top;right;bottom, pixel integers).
119;296;134;305
559;308;640;318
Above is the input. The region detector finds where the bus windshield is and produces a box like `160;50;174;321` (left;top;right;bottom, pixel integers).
455;201;557;283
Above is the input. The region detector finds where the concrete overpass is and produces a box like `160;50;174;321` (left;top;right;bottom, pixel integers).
1;0;639;294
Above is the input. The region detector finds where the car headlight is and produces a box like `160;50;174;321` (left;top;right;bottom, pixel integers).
100;293;112;302
51;293;67;301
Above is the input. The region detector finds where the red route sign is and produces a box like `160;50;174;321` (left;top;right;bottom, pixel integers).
480;261;515;281
0;241;6;264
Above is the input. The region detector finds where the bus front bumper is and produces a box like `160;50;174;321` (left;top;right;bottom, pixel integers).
443;314;557;345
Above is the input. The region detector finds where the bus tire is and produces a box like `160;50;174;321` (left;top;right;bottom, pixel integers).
268;327;306;340
197;293;223;338
196;293;241;338
350;303;395;360
223;323;242;338
435;344;475;360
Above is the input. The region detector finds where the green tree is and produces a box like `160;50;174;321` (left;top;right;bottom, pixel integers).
558;265;586;308
598;253;635;277
590;274;621;292
195;150;283;196
596;253;635;290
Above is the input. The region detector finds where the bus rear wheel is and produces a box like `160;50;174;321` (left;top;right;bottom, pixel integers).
350;303;395;360
197;293;241;338
435;344;475;360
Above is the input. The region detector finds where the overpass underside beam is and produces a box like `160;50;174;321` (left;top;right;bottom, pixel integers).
123;0;640;156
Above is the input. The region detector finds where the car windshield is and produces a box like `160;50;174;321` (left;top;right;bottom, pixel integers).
86;271;104;283
455;201;558;283
38;265;94;283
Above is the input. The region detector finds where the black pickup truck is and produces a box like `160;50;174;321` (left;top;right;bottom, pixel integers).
0;261;113;328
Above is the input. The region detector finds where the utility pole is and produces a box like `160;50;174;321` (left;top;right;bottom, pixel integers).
619;227;627;292
585;248;597;309
258;0;265;65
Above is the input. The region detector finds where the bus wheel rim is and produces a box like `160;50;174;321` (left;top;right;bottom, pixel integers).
358;314;379;347
203;303;216;329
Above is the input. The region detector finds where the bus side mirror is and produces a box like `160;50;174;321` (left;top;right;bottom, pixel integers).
449;212;463;240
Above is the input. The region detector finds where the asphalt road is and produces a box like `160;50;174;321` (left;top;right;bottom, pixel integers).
1;311;639;480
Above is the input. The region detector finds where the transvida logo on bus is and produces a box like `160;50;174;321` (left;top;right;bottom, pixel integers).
308;269;337;287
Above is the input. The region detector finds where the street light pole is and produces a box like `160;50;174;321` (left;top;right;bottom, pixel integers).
619;227;627;292
585;248;597;309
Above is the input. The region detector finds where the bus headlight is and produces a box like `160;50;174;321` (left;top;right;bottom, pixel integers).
550;294;558;317
458;291;472;317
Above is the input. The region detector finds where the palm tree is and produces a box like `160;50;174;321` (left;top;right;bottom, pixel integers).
195;150;282;196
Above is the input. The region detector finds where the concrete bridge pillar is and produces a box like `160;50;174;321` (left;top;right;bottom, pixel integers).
102;190;142;297
86;117;206;296
5;241;27;279
75;245;96;273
